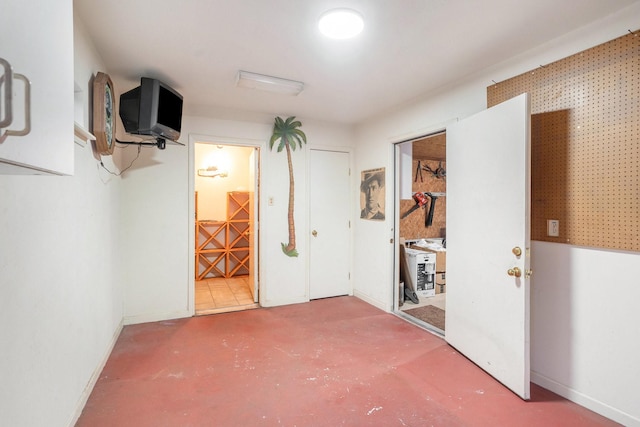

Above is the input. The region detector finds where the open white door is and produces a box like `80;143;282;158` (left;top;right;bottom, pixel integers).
446;93;531;399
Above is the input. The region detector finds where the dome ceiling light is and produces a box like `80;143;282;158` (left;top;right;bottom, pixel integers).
318;8;364;39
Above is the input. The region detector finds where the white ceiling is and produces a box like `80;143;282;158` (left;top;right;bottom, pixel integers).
74;0;638;125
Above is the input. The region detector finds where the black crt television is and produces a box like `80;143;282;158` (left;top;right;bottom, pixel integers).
119;77;183;143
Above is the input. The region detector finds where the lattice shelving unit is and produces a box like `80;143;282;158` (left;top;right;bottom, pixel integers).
226;191;251;277
196;220;227;279
195;191;252;280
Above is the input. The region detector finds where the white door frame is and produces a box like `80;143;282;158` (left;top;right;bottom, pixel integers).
390;96;532;399
391;125;451;317
188;134;266;313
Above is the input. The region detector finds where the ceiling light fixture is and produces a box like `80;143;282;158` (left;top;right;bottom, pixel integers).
318;8;364;39
236;70;304;96
197;166;228;178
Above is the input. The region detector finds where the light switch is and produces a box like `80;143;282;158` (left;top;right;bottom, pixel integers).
547;220;559;237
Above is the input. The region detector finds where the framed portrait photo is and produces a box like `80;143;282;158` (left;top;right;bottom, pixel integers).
360;167;385;220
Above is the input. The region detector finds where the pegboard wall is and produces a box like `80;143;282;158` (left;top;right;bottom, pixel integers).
487;31;639;252
399;159;447;240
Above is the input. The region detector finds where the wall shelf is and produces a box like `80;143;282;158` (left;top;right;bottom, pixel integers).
74;121;95;146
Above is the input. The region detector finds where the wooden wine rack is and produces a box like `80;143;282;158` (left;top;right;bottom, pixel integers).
196;191;252;279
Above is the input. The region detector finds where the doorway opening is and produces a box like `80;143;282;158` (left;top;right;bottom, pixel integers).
392;95;532;399
395;131;447;333
194;142;260;315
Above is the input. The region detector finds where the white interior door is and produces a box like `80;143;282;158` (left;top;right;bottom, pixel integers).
446;93;532;399
309;149;351;299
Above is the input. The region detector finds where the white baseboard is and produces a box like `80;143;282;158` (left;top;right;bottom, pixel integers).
532;371;640;427
353;290;389;312
67;319;124;427
260;296;309;308
123;309;193;325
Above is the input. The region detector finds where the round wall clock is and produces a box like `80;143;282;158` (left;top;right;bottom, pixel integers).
93;72;116;155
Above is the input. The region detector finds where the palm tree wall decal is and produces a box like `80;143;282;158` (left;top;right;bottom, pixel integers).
269;116;307;257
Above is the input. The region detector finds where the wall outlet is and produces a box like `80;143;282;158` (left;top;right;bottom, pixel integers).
268;196;274;206
547;219;559;237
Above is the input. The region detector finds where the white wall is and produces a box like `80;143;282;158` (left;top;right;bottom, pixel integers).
352;4;640;426
530;242;640;425
194;144;253;221
119;141;191;323
0;14;124;427
120;113;354;322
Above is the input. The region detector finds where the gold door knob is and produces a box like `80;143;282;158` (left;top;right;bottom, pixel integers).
507;267;522;278
312;230;318;237
512;246;522;257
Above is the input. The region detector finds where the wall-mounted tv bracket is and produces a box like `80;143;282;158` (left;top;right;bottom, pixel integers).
116;137;184;150
1;57;31;144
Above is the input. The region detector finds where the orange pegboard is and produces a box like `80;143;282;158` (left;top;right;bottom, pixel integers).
488;31;639;252
400;156;447;241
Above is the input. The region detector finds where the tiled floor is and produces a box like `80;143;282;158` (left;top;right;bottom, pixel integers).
77;296;619;426
195;275;258;315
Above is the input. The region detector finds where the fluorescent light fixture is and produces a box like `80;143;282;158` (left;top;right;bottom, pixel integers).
318;8;364;39
236;71;304;96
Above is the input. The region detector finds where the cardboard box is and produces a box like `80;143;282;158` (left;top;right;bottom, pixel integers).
435;272;446;294
432;250;446;294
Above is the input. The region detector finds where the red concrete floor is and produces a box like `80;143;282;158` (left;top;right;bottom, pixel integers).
77;296;619;426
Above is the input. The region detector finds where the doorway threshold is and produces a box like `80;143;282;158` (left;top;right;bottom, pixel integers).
396;293;446;336
395;310;444;336
196;302;260;316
